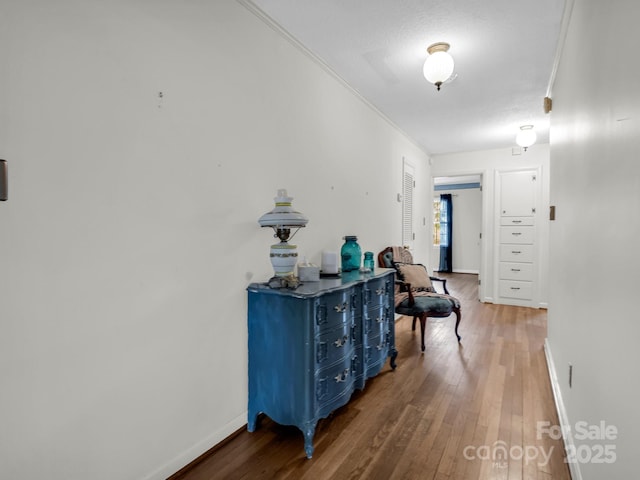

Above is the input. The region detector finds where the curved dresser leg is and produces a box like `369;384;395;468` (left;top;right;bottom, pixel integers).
302;422;316;459
390;346;398;370
454;308;462;342
247;410;259;432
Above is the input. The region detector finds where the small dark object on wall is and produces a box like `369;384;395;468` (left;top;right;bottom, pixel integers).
0;160;7;201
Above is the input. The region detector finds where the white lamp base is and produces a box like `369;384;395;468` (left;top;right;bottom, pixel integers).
270;242;298;277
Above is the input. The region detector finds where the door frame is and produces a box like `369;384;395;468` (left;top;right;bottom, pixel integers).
432;169;490;302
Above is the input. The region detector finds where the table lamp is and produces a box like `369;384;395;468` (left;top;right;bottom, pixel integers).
258;189;308;287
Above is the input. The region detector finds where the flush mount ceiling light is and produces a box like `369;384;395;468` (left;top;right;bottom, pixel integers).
423;42;454;91
516;125;537;151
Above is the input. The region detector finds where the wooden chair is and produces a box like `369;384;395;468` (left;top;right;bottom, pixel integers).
378;246;461;352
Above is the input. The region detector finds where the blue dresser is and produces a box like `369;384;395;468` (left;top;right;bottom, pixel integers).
247;269;397;458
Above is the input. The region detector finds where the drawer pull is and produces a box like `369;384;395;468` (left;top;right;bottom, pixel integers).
375;288;385;296
510;287;521;290
376;316;383;324
511;232;522;236
376;342;385;351
511;250;522;254
334;336;348;348
512;220;522;224
334;369;349;383
511;268;521;272
334;302;348;313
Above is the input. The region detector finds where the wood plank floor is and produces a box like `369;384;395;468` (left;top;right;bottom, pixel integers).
171;273;571;480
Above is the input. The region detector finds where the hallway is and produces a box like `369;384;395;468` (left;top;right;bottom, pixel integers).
173;273;570;480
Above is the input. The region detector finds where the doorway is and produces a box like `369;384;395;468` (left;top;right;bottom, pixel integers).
432;174;484;298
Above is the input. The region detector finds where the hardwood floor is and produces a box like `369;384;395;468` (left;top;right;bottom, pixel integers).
172;273;570;480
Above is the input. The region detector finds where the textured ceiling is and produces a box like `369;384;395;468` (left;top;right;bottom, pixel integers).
248;0;566;155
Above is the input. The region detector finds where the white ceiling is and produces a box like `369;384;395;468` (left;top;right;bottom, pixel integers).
248;0;566;155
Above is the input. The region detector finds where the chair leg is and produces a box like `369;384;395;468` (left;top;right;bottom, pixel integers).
412;316;417;331
419;314;427;352
454;308;461;342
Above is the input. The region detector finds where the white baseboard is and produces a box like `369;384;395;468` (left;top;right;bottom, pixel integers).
141;413;247;480
544;339;582;480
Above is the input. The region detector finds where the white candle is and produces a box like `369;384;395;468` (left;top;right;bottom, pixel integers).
321;251;338;274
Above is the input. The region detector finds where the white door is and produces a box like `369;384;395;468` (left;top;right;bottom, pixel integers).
500;170;536;217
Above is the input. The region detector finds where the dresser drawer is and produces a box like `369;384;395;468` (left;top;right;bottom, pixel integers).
500;226;534;244
316;356;356;408
363;277;391;308
499;280;533;300
314;289;361;331
499;244;534;262
499;262;533;281
364;304;390;335
500;216;534;226
364;336;389;373
316;323;355;368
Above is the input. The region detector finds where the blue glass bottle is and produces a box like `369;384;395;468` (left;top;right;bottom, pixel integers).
363;251;375;272
341;236;362;272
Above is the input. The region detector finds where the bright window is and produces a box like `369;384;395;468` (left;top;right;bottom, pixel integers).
433;197;441;246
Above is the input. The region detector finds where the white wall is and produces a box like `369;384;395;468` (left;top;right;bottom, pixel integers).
546;1;640;479
431;187;482;274
431;145;550;305
0;1;432;479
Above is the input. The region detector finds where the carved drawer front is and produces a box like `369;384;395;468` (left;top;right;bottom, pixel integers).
499;280;533;300
315;356;356;408
365;305;389;338
499;244;534;263
364;278;390;308
314;289;360;331
500;226;535;244
364;333;389;369
316;323;355;368
499;262;533;281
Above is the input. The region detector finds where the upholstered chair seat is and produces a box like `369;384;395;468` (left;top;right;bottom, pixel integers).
396;295;460;316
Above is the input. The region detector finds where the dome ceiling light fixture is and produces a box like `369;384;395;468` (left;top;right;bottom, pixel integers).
516;125;537;151
423;42;455;91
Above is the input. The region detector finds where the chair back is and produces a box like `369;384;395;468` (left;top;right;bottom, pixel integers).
377;246;414;268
